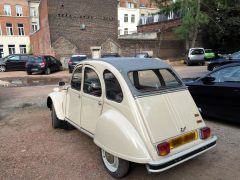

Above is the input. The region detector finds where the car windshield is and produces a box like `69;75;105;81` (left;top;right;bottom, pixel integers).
231;51;240;59
128;69;183;93
205;49;213;53
71;56;87;61
29;56;42;63
191;49;204;55
2;55;10;61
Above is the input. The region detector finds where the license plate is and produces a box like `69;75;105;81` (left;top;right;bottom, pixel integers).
168;131;198;149
31;68;38;71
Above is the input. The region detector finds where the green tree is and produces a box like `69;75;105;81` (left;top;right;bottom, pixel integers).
152;0;209;49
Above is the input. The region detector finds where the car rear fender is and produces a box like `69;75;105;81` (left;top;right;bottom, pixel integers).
47;91;66;120
94;109;151;164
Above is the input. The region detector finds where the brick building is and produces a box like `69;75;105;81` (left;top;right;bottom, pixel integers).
31;0;119;60
0;0;31;57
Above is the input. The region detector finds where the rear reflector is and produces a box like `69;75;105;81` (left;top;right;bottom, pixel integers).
200;127;211;139
157;142;170;156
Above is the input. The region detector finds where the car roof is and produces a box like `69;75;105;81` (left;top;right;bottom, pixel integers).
98;57;171;73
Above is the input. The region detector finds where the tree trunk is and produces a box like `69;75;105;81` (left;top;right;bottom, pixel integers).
191;0;201;48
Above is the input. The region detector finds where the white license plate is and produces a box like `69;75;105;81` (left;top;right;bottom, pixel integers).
31;68;38;71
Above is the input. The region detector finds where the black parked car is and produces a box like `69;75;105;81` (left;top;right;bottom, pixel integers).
0;54;30;72
207;51;240;71
68;55;87;73
186;63;240;122
26;56;62;75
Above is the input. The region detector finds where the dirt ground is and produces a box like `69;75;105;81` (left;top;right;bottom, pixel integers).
0;66;240;180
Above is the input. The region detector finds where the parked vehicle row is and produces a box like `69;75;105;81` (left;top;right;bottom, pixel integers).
0;54;63;75
47;57;217;178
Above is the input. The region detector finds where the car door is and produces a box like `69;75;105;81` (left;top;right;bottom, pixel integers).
65;66;83;126
49;56;58;71
189;65;240;121
5;55;20;70
81;66;103;134
20;55;29;70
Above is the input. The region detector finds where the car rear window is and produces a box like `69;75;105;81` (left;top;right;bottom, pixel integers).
191;49;204;55
29;56;42;63
128;69;183;93
205;49;213;53
71;56;87;61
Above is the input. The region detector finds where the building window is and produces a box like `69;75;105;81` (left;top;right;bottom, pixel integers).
118;29;121;35
0;45;3;58
124;14;128;22
131;15;135;23
30;7;37;17
6;23;13;35
19;45;27;54
16;5;23;16
4;4;11;16
124;28;128;35
127;2;134;8
18;24;25;36
8;45;15;54
31;22;38;33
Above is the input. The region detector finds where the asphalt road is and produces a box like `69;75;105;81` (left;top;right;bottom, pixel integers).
0;65;239;180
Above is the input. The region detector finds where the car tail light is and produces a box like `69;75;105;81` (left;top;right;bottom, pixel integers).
39;61;46;68
157;142;170;156
68;60;72;65
200;127;211;139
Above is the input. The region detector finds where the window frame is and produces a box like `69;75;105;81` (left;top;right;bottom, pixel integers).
83;66;102;97
128;68;183;93
4;4;11;16
6;23;13;36
16;5;23;16
103;69;124;103
124;14;128;23
131;14;135;23
8;45;15;54
71;66;83;91
19;45;27;54
18;23;25;36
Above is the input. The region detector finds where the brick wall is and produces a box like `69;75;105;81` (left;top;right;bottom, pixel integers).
30;0;55;56
47;0;118;58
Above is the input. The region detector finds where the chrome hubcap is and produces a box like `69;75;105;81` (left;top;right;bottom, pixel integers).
101;149;119;172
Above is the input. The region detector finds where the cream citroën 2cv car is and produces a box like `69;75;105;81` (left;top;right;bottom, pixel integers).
47;58;217;178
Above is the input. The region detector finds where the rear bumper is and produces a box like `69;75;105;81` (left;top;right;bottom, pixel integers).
146;135;217;173
188;60;205;64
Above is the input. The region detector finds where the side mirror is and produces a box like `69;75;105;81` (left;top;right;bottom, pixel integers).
59;81;65;86
201;76;215;84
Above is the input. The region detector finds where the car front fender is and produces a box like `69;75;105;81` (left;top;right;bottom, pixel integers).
94;110;151;164
47;91;66;120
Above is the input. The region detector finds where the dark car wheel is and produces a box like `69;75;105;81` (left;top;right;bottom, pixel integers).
69;69;72;73
0;65;6;72
201;62;205;66
101;149;130;178
45;68;51;75
27;71;32;75
213;64;220;70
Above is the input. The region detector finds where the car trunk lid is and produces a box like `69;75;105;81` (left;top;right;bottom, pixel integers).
135;90;204;144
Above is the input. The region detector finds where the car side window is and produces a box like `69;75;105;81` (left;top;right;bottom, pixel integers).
50;56;57;63
103;70;123;103
8;55;20;61
71;66;82;91
83;67;102;97
21;55;28;61
210;66;240;83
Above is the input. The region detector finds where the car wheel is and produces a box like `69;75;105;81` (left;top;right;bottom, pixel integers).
27;71;32;75
0;65;6;72
201;62;205;66
101;149;130;178
45;68;51;75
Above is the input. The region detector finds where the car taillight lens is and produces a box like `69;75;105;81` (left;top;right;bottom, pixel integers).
39;62;46;67
157;142;170;156
68;60;72;65
200;127;211;139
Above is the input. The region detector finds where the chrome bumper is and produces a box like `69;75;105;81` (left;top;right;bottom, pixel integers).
146;136;217;173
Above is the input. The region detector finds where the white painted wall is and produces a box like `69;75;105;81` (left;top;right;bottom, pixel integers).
0;36;30;57
118;7;140;35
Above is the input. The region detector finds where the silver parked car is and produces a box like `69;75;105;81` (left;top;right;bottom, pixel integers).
185;48;205;66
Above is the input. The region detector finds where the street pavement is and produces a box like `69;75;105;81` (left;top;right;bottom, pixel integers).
0;65;239;180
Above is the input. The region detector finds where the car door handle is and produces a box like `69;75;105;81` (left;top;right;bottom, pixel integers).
98;101;102;106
